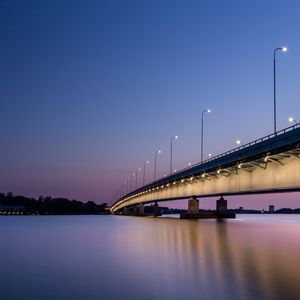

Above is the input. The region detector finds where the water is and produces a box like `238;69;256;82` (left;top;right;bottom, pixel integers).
1;214;300;300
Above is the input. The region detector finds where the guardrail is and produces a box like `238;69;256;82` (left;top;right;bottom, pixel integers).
175;123;300;175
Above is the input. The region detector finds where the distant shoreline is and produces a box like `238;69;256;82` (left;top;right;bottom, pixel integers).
0;192;109;215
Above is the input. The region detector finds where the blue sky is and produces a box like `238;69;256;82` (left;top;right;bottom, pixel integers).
0;0;300;207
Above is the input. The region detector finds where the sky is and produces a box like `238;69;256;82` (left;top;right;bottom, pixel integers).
0;0;300;208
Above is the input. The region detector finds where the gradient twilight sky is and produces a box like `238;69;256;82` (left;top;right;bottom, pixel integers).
1;0;300;208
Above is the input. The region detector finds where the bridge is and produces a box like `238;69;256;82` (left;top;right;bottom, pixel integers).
110;124;300;215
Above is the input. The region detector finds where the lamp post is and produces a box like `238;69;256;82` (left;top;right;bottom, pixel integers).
124;179;128;195
130;173;135;191
201;109;211;162
273;47;287;133
135;168;141;188
143;160;149;186
154;150;161;181
170;136;178;175
289;117;297;125
236;140;243;146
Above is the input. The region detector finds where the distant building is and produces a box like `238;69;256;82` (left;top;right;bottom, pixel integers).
269;205;275;213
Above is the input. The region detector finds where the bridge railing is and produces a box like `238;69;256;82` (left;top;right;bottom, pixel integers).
169;122;300;176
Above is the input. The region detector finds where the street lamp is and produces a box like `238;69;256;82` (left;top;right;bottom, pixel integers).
130;173;135;191
143;160;150;186
124;179;129;195
201;108;211;162
154;150;162;181
236;140;243;146
289;117;297;125
135;168;141;188
273;46;287;133
170;136;178;175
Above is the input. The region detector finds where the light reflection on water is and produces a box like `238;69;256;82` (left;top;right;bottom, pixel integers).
1;215;300;300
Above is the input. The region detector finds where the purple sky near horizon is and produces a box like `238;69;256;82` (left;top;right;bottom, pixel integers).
1;0;300;208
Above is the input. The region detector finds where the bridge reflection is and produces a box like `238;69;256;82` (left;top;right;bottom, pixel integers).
112;216;300;299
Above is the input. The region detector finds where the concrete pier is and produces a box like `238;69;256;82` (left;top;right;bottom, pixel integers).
216;196;235;219
187;197;199;214
216;196;227;212
119;203;161;217
180;197;202;219
153;202;161;217
137;203;144;216
180;196;235;219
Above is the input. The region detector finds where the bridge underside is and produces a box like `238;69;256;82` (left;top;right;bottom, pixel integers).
111;148;300;213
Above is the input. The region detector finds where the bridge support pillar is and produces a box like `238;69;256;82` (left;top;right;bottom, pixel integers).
153;202;160;217
137;203;144;216
122;207;128;215
216;196;227;212
215;196;235;219
187;197;199;214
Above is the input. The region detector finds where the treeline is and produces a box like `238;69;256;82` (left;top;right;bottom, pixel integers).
0;192;108;215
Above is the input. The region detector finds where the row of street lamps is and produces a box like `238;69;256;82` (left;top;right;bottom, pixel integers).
116;46;294;199
120;112;215;196
121;135;180;195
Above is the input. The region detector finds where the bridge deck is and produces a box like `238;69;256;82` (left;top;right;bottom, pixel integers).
112;124;300;209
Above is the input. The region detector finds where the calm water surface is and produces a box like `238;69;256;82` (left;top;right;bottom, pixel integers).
1;214;300;300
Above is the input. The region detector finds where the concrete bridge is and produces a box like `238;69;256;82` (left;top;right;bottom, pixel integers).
110;124;300;215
